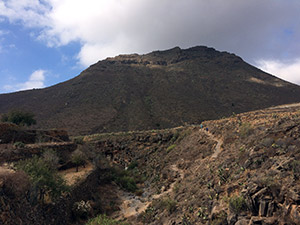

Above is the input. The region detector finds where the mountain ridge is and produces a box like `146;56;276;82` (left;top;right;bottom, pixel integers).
1;46;300;135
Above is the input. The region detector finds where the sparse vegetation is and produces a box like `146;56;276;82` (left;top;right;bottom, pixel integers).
86;214;130;225
1;110;36;126
167;144;176;152
73;200;92;219
16;155;68;203
0;171;31;198
228;195;247;214
127;160;138;170
217;167;229;184
110;167;138;192
160;198;177;214
42;149;59;169
73;136;85;144
211;211;227;225
13;141;25;148
1;94;300;224
239;122;253;137
71;148;87;172
140;206;156;224
291;160;300;179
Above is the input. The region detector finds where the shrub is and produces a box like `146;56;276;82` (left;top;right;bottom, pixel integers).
239;122;253;137
71;148;87;172
211;211;227;225
291;160;300;179
160;198;177;214
140;206;156;224
0;171;30;198
13;141;25;148
86;214;129;225
16;155;68;203
115;175;137;192
1;110;36;126
127;161;138;170
229;195;247;214
42;149;59;169
73;200;92;219
217;167;229;183
73;136;85;145
167;144;176;152
110;168;138;192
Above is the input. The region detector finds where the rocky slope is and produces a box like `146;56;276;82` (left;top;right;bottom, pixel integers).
82;103;300;224
0;103;300;224
1;46;300;135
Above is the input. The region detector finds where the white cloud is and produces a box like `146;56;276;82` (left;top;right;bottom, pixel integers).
4;69;46;92
1;0;300;74
0;30;9;36
0;0;50;27
256;59;300;85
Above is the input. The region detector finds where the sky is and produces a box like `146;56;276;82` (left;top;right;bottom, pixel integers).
0;0;300;94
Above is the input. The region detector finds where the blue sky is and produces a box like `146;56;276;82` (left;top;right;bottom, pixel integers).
0;20;82;92
1;0;300;94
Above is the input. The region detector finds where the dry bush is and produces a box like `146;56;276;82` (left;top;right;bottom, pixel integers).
0;171;30;198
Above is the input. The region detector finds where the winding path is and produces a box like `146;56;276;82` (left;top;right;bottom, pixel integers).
113;164;184;220
113;128;223;220
200;128;224;159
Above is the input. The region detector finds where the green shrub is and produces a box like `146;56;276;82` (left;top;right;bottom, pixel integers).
86;214;129;225
127;161;138;170
217;167;229;183
160;198;177;214
114;174;137;192
13;141;25;148
42;149;59;169
211;211;227;225
167;144;176;152
73;136;85;145
109;164;146;193
140;206;156;224
291;160;300;179
239;122;253;137
229;195;247;214
16;155;68;203
71;148;87;172
1;110;36;126
170;132;179;143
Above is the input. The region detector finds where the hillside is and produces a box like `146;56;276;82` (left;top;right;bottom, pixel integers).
1;46;300;135
81;103;300;224
0;103;300;224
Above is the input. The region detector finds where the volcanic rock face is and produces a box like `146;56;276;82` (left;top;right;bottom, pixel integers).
1;46;300;135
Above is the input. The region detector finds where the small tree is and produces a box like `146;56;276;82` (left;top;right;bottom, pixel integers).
1;110;36;126
16;155;68;203
42;149;59;170
71;149;87;172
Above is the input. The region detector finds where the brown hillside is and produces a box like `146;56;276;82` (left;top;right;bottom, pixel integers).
1;46;300;135
0;103;300;224
83;103;300;224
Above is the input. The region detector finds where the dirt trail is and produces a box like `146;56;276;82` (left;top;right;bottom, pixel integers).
269;102;300;110
200;128;223;159
59;163;94;185
0;165;15;175
114;164;184;220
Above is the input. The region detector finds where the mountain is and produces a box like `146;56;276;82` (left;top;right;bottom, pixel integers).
1;46;300;136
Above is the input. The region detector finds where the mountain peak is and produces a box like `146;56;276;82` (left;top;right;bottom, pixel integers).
101;46;241;68
1;46;300;135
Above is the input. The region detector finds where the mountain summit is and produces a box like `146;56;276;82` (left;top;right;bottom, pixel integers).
1;46;300;135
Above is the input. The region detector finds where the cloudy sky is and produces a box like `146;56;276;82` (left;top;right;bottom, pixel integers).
0;0;300;93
